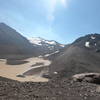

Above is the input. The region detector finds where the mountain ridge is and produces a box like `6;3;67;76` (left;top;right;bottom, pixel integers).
0;22;65;58
48;33;100;78
27;36;65;56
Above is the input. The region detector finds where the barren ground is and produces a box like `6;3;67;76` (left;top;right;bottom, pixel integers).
0;57;51;82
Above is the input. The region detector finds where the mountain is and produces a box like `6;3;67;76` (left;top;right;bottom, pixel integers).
0;23;37;58
28;37;65;56
0;22;65;59
48;33;100;78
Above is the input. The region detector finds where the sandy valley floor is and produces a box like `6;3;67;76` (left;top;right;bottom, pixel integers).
0;57;51;82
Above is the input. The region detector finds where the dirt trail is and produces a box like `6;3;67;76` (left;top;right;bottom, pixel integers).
0;57;51;82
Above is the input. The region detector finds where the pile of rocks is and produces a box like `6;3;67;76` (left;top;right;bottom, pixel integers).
0;75;100;100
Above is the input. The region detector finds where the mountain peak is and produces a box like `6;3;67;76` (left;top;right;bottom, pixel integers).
27;37;65;56
28;37;60;46
0;22;9;27
73;33;100;48
0;22;6;25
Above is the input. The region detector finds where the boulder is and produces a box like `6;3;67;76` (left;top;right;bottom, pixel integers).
72;73;100;84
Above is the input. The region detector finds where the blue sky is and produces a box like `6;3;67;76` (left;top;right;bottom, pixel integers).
0;0;100;44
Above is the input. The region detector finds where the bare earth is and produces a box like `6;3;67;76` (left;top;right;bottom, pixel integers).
0;57;51;82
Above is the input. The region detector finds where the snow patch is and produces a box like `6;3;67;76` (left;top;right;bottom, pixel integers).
45;40;56;45
91;36;96;40
60;44;65;47
28;37;57;45
54;51;59;53
85;42;90;48
28;37;42;45
54;72;58;74
95;43;97;46
44;54;51;57
44;50;59;57
28;37;65;49
38;55;43;58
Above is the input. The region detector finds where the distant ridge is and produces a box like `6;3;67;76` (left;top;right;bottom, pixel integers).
28;37;65;56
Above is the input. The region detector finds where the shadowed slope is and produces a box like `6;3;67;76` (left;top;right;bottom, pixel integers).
0;23;38;58
49;34;100;77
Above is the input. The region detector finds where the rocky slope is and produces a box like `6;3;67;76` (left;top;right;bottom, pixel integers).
0;23;37;58
49;34;100;78
0;76;100;100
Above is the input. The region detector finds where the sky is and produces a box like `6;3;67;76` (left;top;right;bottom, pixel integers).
0;0;100;44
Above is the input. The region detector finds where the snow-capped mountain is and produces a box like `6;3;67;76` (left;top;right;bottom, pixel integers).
28;37;64;47
0;22;65;58
28;37;65;56
29;37;56;46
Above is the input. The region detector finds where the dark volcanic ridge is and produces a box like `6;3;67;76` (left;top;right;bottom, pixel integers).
48;33;100;78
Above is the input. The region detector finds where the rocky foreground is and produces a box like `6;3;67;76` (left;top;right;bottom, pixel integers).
0;76;100;100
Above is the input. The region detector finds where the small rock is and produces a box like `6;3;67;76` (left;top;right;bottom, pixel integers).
96;86;100;93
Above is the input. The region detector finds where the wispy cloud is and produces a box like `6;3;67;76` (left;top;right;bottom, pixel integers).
43;0;71;22
61;0;69;8
47;0;57;22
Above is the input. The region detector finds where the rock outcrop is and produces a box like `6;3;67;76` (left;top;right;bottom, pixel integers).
72;73;100;84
